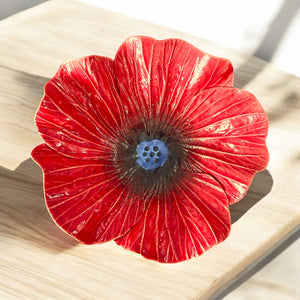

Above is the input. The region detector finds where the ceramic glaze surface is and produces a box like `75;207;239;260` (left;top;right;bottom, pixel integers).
32;36;269;263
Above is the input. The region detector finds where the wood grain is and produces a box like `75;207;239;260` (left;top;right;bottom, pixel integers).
0;1;299;299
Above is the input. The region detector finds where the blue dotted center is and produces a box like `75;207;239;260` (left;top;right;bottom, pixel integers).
136;139;168;170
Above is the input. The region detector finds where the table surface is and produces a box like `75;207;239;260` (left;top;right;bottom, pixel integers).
0;0;299;299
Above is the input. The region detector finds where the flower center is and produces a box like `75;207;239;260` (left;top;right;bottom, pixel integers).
136;139;168;170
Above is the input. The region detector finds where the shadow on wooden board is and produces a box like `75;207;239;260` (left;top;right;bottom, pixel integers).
230;169;273;224
0;160;79;253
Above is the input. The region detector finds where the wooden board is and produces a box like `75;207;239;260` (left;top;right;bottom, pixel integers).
0;0;299;299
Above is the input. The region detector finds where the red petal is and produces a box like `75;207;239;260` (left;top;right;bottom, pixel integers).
178;87;269;204
36;56;126;159
116;172;230;263
32;144;146;243
114;36;233;128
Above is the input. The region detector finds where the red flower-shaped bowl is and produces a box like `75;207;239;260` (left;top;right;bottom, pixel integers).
32;36;269;263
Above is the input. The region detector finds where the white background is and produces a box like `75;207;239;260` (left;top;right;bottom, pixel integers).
79;0;300;77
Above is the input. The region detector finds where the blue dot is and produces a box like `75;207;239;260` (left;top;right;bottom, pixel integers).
136;139;168;170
